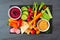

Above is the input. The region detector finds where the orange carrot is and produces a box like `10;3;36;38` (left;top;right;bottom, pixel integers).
9;20;19;28
29;12;42;25
8;18;17;23
33;10;37;28
34;10;37;18
33;2;38;27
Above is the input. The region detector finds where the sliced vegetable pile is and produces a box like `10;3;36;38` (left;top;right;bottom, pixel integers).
8;2;53;35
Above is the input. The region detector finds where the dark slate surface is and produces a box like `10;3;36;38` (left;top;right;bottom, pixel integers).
0;0;60;40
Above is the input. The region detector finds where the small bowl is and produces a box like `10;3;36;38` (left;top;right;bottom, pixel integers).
8;6;22;20
37;19;50;32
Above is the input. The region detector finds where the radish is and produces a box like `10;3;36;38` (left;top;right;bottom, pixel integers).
28;8;32;13
15;29;20;34
29;13;33;16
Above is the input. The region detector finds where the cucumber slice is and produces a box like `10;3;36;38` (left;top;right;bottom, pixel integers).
21;6;28;11
21;15;27;20
22;11;29;16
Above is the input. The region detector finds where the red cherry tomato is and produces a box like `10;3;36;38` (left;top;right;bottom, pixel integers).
31;30;35;34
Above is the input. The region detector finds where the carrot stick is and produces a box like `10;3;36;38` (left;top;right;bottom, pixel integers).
33;10;37;27
29;12;42;25
34;10;37;18
9;18;17;23
32;2;38;28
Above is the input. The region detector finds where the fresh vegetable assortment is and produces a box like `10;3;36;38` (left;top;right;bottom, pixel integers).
8;2;53;34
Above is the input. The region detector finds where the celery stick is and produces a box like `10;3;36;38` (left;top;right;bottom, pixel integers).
41;10;45;13
41;10;50;21
45;7;53;19
43;12;50;20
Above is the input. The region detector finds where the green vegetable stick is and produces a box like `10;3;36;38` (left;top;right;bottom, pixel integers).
43;12;50;20
41;10;45;13
39;2;45;10
33;2;38;11
41;10;50;20
45;7;53;19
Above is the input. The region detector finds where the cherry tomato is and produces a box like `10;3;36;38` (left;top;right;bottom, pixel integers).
30;30;35;34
